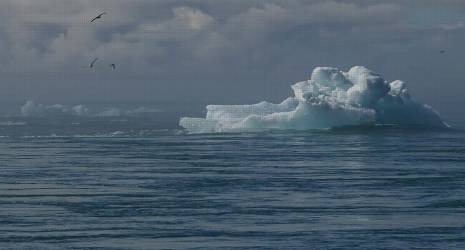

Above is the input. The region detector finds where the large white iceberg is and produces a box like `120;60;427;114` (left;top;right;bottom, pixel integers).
180;66;447;133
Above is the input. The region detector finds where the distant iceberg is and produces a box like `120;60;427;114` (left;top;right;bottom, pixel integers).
21;100;89;117
20;100;162;117
180;66;447;133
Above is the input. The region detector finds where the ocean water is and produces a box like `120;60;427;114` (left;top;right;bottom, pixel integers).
1;103;465;249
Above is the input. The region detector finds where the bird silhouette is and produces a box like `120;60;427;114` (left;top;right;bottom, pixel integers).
89;58;99;68
91;12;107;23
440;50;446;54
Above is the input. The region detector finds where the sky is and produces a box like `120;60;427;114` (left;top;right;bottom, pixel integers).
1;0;465;114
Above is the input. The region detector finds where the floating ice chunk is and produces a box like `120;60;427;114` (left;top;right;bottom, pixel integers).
72;105;89;116
21;100;90;117
181;101;375;133
180;66;447;133
346;66;390;108
376;95;445;127
20;101;162;118
206;98;299;121
388;80;411;100
291;81;316;100
234;102;375;131
179;117;221;134
96;108;122;117
291;67;350;101
311;67;351;90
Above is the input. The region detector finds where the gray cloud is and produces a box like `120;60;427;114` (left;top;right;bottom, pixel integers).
0;0;464;111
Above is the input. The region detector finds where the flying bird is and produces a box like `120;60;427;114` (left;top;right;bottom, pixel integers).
89;58;99;68
109;64;116;70
91;12;106;23
440;50;446;54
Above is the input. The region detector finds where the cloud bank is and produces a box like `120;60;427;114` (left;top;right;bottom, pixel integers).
0;0;465;105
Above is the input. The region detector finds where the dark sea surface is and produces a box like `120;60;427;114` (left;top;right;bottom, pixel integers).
1;103;465;249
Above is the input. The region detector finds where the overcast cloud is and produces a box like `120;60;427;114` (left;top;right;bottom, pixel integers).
0;0;464;111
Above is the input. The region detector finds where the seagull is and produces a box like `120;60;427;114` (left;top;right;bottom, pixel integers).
89;58;99;68
109;64;116;70
91;12;107;23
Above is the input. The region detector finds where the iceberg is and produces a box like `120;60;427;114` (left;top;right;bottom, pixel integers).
180;66;447;133
20;101;163;117
21;100;90;117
